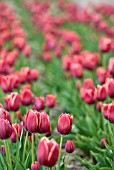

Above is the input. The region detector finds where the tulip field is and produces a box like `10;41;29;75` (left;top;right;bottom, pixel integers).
1;0;114;169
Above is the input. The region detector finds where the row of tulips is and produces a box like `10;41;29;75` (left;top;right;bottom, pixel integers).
0;1;77;170
21;0;114;169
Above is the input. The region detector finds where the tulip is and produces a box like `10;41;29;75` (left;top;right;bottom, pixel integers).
10;123;22;143
101;138;108;148
4;92;21;112
0;119;12;140
108;58;114;77
1;75;14;93
23;110;40;133
38;111;50;134
22;45;31;57
46;95;56;108
80;88;96;105
23;110;50;134
0;107;11;124
96;67;108;84
99;37;112;53
108;104;114;124
96;85;107;101
0;145;6;156
33;97;45;111
37;137;59;167
70;63;84;78
62;56;71;71
96;102;102;112
57;113;73;135
65;140;75;153
83;79;95;89
102;104;109;120
106;78;114;98
20;88;33;106
31;162;40;170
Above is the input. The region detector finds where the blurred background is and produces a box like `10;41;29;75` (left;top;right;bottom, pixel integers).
75;0;114;7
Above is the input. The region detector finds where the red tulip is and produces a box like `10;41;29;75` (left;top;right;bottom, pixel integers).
0;119;12;140
37;137;59;167
57;113;73;135
83;79;95;89
101;138;108;148
1;76;14;93
0;107;11;124
31;162;40;170
0;145;6;156
80;88;96;105
96;85;107;101
62;56;71;71
33;97;45;111
106;78;114;98
4;92;21;111
23;110;40;133
20;88;33;106
108;104;114;124
70;63;84;78
46;95;56;108
10;123;22;143
65;140;75;153
108;58;114;77
102;104;109;120
39;111;50;133
99;37;112;53
96;67;108;84
96;102;102;112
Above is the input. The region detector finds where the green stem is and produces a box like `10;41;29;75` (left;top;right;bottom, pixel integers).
22;131;28;163
32;133;34;163
65;154;70;170
4;140;12;170
108;121;113;145
58;135;63;170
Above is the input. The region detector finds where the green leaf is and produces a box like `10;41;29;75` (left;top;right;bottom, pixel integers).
11;155;26;170
0;152;8;170
24;150;31;168
75;154;99;170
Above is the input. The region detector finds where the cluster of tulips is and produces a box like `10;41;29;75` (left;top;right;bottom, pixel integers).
21;0;114;169
0;2;76;170
1;0;114;169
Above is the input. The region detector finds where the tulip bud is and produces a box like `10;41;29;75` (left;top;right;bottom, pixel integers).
38;111;50;134
83;79;95;89
23;110;40;133
10;123;22;143
108;58;114;77
33;97;45;111
99;37;112;53
62;56;71;71
0;119;12;140
57;113;73;135
1;76;14;93
0;145;6;156
102;104;109;120
37;137;59;167
0;107;11;124
75;80;81;90
31;161;40;170
96;102;102;112
46;95;56;108
70;63;84;78
96;67;108;84
16;111;22;121
108;104;114;123
20;88;33;106
22;45;31;57
80;88;96;105
97;85;107;101
65;140;75;153
101;138;108;148
106;78;114;98
4;92;21;111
